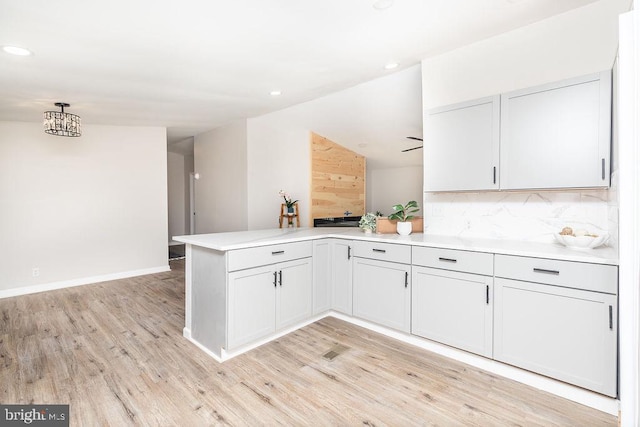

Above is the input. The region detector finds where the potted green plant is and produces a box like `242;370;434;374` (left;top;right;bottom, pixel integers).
388;200;419;235
278;190;298;214
358;212;378;234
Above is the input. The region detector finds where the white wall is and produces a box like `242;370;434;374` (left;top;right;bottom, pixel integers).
246;117;310;229
368;166;423;217
422;0;628;109
194;120;248;233
167;151;186;241
420;0;627;245
0;122;168;293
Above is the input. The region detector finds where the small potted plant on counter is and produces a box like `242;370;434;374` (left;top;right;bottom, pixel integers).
388;200;419;236
358;212;378;234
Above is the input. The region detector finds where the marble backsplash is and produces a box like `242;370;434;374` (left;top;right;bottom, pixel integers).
423;171;619;250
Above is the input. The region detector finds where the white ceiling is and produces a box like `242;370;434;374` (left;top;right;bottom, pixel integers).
1;0;601;166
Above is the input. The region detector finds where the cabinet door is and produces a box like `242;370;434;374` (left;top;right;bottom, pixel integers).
494;278;617;397
331;240;353;315
424;96;500;191
353;258;410;332
227;266;277;350
312;239;331;315
500;71;611;189
412;266;493;357
276;258;313;330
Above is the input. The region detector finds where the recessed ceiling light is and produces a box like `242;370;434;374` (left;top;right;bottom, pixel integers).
270;90;282;96
373;0;394;10
2;45;33;56
384;62;399;70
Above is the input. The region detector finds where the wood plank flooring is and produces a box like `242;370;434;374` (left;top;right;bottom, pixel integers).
0;260;616;426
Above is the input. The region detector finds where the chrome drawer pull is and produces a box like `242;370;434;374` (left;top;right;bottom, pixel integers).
438;257;457;263
271;250;285;255
372;249;386;253
533;268;559;275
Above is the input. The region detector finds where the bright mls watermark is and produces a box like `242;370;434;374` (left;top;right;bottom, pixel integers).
0;405;68;426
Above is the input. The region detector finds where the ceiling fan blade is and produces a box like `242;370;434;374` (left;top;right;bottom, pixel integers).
401;146;423;152
406;136;423;141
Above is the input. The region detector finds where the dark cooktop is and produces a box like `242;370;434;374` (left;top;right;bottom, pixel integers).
313;216;361;227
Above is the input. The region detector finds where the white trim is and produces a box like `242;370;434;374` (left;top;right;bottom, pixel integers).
329;313;619;416
220;313;328;361
183;327;223;363
619;8;640;427
182;313;328;362
0;265;170;299
187;310;619;415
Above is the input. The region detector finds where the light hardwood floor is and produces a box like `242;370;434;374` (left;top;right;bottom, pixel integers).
0;260;616;426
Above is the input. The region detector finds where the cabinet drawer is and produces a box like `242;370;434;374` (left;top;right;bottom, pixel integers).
228;241;312;272
412;247;493;276
494;254;617;294
352;241;411;264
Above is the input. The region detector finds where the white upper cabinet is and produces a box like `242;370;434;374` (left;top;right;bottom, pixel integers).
424;96;500;191
500;71;612;190
424;71;612;192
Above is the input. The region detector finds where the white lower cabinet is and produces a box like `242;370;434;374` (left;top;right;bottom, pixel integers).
227;265;277;350
352;257;411;333
493;254;618;397
204;236;619;399
227;258;312;350
412;266;493;357
494;277;617;397
276;259;313;330
331;240;353;315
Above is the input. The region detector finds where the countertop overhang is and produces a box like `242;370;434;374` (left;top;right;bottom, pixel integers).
173;228;618;265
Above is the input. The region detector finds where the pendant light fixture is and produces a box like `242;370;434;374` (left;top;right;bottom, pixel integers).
43;102;81;137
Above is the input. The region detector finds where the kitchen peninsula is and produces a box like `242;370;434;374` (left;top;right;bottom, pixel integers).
173;227;619;413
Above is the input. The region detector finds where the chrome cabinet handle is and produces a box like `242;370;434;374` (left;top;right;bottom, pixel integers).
602;158;606;180
493;166;496;184
347;246;351;260
271;250;284;255
609;305;613;329
278;270;282;286
533;268;559;275
373;248;386;253
486;285;489;304
404;272;408;288
273;271;277;287
438;257;457;263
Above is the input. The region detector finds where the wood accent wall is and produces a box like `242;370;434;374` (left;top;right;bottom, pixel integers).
311;132;366;220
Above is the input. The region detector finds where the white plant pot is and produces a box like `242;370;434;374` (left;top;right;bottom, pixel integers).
363;228;373;234
396;221;412;236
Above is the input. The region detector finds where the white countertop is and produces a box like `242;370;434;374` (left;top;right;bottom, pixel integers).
173;227;619;265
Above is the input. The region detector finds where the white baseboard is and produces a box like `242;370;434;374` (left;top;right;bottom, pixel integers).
0;265;171;299
186;310;619;416
328;312;620;416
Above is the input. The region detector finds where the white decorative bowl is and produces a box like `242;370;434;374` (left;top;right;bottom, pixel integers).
554;232;609;250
